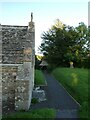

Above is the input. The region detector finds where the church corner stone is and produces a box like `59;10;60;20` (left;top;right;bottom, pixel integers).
1;13;35;115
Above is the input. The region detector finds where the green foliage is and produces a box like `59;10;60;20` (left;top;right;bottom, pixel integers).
40;20;89;68
52;67;88;118
35;70;46;85
31;98;38;104
79;101;88;118
3;108;56;119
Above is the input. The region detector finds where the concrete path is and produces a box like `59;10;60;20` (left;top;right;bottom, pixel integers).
31;71;80;118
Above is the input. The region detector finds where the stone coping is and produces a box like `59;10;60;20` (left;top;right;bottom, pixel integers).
1;25;28;28
0;64;22;66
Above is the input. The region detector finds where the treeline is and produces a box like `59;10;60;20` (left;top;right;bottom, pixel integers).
39;20;90;68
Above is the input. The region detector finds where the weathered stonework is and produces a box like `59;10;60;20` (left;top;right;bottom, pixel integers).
2;65;18;113
0;13;35;115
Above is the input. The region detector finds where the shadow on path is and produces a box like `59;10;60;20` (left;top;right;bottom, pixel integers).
30;71;80;118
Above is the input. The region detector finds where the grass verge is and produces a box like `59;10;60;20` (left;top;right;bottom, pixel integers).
35;69;46;85
52;67;88;118
3;108;56;119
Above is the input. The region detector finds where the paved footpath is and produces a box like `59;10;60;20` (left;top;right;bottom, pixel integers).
31;71;80;119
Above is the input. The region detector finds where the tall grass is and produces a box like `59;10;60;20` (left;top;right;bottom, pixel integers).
52;67;88;118
35;69;46;85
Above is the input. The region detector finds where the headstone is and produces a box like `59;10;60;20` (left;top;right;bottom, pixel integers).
70;61;74;68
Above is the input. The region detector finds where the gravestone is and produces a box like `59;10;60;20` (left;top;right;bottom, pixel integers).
70;61;74;68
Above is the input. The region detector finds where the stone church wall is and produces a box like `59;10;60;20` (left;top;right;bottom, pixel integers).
0;14;35;115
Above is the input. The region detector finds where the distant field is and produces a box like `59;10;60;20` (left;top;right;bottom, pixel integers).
35;69;46;85
52;67;88;118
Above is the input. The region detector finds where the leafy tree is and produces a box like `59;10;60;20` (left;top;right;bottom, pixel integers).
39;20;89;68
65;22;89;67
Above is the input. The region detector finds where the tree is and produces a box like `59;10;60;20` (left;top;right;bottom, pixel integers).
39;20;89;68
65;22;89;67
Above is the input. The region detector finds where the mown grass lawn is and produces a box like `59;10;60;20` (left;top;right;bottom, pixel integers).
35;69;46;85
52;67;88;118
3;108;56;119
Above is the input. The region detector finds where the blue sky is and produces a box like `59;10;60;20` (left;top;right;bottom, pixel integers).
0;0;89;54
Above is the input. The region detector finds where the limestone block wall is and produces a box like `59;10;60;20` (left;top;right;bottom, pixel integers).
0;15;35;115
0;66;2;119
2;25;28;64
15;80;30;110
27;21;35;88
2;65;18;114
15;62;34;111
0;24;2;119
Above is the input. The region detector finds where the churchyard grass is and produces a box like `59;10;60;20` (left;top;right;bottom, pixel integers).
52;67;88;118
3;108;56;119
35;69;46;85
